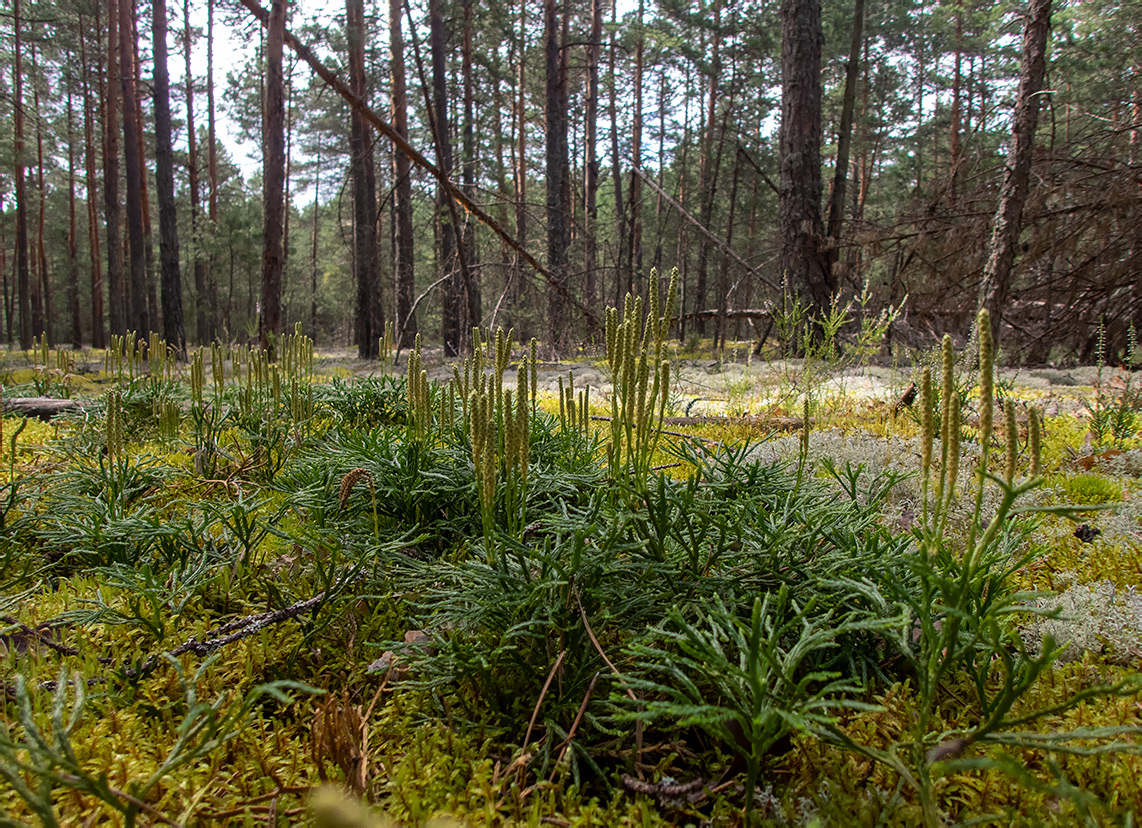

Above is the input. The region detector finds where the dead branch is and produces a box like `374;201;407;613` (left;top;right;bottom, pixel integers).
635;168;778;292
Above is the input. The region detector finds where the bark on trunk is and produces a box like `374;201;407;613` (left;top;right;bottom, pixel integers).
429;0;461;354
32;43;49;344
778;0;830;315
461;0;480;332
390;0;416;347
823;0;864;283
66;75;83;349
513;0;529;328
348;0;380;359
977;0;1053;344
583;0;602;312
104;0;126;338
626;0;644;296
607;0;624;306
120;0;149;337
260;0;286;355
545;0;570;348
155;0;186;356
207;0;221;336
692;0;721;335
184;0;210;344
13;0;32;350
81;15;105;349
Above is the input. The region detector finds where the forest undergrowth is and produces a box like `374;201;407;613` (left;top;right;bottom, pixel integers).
2;285;1142;826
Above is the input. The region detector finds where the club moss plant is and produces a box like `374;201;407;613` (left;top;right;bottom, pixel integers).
1;305;1141;826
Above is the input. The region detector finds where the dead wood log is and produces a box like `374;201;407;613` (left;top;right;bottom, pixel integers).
3;397;84;419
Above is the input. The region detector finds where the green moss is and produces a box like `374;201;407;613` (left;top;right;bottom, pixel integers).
1048;472;1125;505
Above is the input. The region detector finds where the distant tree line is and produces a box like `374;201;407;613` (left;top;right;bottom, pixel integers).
0;0;1137;362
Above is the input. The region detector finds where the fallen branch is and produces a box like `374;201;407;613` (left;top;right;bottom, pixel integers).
12;594;328;696
591;413;811;432
681;308;772;321
160;594;326;661
636;169;778;292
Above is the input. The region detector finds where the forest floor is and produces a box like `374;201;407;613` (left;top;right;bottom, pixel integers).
1;336;1140;826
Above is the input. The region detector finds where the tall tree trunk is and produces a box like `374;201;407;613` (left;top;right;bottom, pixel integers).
693;0;721;334
13;0;31;350
133;9;160;334
583;0;602;312
119;0;149;337
779;0;830;316
347;0;379;358
66;73;83;349
1;209;8;345
81;14;106;349
492;68;514;327
978;0;1053;343
513;0;528;326
949;0;963;198
390;0;416;346
626;0;644;296
608;0;625;307
207;0;221;337
461;0;480;331
545;0;569;347
104;0;126;338
31;43;49;344
310;150;320;337
652;67;666;272
154;0;186;356
260;0;286;354
715;150;741;350
184;0;210;343
823;0;864;283
430;0;460;354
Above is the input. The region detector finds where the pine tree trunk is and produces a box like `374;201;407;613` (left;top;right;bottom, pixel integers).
715;150;740;350
978;0;1053;343
583;0;602;311
430;0;460;355
778;0;830;315
310;151;320;337
949;1;963;198
626;0;644;297
347;0;380;358
461;0;480;331
32;43;49;344
259;0;286;355
13;0;32;350
103;0;126;338
390;0;416;347
545;0;569;347
184;0;209;344
607;0;624;307
120;0;149;337
207;0;221;337
66;74;83;349
823;0;864;281
693;0;721;335
80;15;105;349
513;0;528;327
154;0;186;356
133;10;159;334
